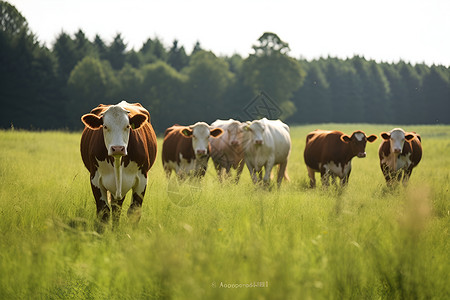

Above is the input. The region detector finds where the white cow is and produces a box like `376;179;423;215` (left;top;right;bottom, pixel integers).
242;118;291;187
210;119;245;183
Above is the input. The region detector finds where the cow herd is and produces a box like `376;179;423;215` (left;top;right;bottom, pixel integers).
80;102;422;227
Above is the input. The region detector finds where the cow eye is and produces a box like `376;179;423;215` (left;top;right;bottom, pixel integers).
103;125;108;130
126;125;131;129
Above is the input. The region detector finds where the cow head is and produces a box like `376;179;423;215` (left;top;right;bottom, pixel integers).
244;119;265;145
226;120;244;146
181;122;223;157
380;128;415;154
340;130;377;158
81;105;148;157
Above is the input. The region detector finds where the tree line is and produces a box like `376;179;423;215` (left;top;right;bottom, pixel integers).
1;1;449;133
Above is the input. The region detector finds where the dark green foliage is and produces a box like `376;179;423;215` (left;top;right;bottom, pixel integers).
1;2;449;132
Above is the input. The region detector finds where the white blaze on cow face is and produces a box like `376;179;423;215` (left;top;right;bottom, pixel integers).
182;122;223;157
246;120;265;145
341;130;377;158
386;128;406;154
226;122;243;146
354;132;365;142
102;105;132;157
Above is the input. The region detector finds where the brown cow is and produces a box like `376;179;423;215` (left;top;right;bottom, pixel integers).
80;101;157;227
379;128;422;186
162;122;223;179
304;130;377;187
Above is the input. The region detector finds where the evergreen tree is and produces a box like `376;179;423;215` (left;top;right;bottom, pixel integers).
421;66;450;124
53;31;78;83
290;61;331;123
167;40;189;71
0;1;62;129
107;33;127;70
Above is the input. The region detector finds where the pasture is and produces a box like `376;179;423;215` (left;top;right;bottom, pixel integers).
0;124;449;299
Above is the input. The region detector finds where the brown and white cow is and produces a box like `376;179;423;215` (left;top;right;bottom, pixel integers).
304;130;377;187
162;122;223;179
378;128;422;186
80;101;157;227
210;119;245;183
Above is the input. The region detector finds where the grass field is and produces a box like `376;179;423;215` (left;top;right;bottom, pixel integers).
0;124;449;299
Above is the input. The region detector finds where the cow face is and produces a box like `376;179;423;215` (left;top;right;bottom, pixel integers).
244;120;265;145
81;105;148;157
340;130;377;158
181;122;223;157
381;128;415;154
226;121;243;146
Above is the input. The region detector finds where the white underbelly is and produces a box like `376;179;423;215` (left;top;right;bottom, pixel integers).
92;159;142;197
323;161;351;178
382;153;411;171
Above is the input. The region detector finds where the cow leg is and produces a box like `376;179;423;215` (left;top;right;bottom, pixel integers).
307;166;316;188
331;174;337;186
129;192;144;225
235;160;245;184
263;159;275;186
246;162;258;184
163;164;172;179
111;196;125;229
277;162;287;188
402;168;413;186
341;168;351;186
91;182;110;223
320;169;330;187
214;161;223;182
381;163;394;186
225;164;232;180
129;173;147;225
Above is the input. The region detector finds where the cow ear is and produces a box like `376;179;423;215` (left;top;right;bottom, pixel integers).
81;113;103;129
210;128;224;138
340;135;351;143
367;135;378;143
129;113;148;129
181;128;193;137
380;132;390;140
405;134;415;141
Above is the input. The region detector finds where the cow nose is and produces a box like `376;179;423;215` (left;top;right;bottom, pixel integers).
357;152;367;158
111;146;126;156
231;140;239;146
255;140;263;145
393;148;402;154
196;149;207;155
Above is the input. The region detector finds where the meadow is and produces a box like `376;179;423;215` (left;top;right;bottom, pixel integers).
0;124;449;300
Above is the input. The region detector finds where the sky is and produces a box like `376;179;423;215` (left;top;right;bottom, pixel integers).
8;0;450;66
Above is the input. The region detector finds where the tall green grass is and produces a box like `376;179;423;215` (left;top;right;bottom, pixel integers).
0;125;449;299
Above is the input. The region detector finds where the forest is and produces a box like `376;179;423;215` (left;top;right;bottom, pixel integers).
1;1;449;133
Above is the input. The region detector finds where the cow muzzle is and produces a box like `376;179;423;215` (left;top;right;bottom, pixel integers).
231;140;239;146
196;149;207;156
254;140;263;145
357;152;366;158
110;146;127;156
393;148;402;154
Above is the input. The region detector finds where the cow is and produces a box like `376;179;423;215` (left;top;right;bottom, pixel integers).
242;118;291;188
304;130;377;188
80;101;157;228
162;122;223;179
209;119;245;183
378;128;422;186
